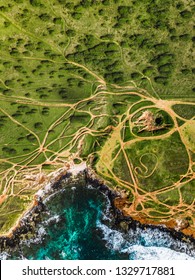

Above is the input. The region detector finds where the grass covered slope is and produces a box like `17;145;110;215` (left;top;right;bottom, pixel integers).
0;0;194;235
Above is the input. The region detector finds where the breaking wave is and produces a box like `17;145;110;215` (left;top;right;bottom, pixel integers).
97;223;195;260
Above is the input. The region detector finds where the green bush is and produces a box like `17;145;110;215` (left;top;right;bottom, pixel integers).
66;29;76;37
180;10;192;19
71;12;82;19
179;34;191;41
131;72;141;79
154;76;168;85
30;0;42;7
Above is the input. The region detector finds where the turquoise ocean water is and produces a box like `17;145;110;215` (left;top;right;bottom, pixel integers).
1;183;195;260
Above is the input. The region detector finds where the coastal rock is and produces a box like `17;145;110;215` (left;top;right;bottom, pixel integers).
114;197;131;209
119;221;129;233
175;219;189;231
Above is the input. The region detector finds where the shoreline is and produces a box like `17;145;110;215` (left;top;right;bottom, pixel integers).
114;197;195;241
0;162;87;238
85;171;195;245
0;163;195;252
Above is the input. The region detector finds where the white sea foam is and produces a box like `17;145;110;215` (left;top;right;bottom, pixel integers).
97;222;130;251
97;222;195;260
35;162;86;200
38;226;46;236
21;255;28;260
22;225;47;246
0;252;10;260
36;183;52;198
101;196;112;222
87;184;95;190
45;256;52;260
69;162;87;176
123;245;194;260
43;189;63;203
44;214;60;225
129;226;195;256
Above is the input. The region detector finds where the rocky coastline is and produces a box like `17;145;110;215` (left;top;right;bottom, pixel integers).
0;167;195;255
85;170;195;245
0;170;84;252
